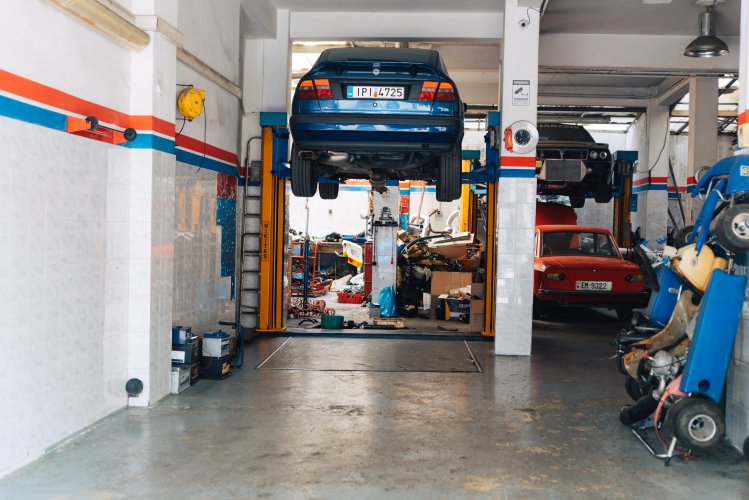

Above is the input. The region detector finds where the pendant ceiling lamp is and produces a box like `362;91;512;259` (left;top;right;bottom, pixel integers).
684;4;729;58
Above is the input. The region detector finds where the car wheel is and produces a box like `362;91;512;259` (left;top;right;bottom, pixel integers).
624;375;644;401
319;181;339;200
673;225;695;249
616;305;634;322
437;149;461;202
669;397;725;450
594;188;612;203
290;143;317;197
570;196;585;208
715;205;749;254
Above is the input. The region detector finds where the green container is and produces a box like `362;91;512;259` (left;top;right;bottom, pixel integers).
321;315;344;330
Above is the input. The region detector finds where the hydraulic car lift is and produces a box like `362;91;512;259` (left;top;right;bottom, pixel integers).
245;112;503;336
612;150;639;248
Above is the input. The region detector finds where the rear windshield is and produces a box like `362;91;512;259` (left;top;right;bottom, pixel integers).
538;125;595;143
319;48;441;67
541;231;618;258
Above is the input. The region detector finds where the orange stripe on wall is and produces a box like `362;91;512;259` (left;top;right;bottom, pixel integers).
0;69;174;137
500;156;536;167
176;134;238;164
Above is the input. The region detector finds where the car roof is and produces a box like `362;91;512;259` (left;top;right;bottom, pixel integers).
536;225;613;234
319;47;442;67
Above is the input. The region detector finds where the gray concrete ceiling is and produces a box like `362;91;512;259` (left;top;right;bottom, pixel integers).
542;0;740;36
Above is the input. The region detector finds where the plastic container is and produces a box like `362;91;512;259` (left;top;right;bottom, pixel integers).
337;292;365;304
321;315;344;329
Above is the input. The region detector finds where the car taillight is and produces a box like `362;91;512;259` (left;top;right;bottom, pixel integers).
625;274;644;282
296;79;332;100
435;82;455;102
419;81;438;101
314;79;332;99
545;272;565;281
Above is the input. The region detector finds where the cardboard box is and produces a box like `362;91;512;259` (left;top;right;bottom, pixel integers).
436;294;471;322
430;271;472;317
470;299;485;331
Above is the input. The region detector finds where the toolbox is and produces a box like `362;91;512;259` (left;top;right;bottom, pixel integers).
202;331;231;358
201;355;232;379
172;339;200;365
170;366;191;394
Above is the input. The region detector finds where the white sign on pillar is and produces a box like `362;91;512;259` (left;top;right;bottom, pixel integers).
495;0;541;356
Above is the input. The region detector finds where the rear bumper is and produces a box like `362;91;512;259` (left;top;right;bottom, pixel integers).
536;289;646;305
290;113;462;152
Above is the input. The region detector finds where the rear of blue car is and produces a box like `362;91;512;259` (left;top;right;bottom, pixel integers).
289;48;464;201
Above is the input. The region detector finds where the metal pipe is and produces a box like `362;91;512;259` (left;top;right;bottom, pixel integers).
45;0;149;50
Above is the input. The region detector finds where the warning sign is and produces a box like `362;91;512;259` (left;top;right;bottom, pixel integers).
512;80;530;106
261;221;271;261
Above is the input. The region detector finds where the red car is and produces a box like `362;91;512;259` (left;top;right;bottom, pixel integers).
533;225;646;320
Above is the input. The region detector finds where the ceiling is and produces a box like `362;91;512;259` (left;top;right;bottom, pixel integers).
268;0;501;13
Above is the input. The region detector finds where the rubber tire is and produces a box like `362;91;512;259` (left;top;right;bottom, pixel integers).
673;225;695;249
290;143;317;197
436;149;462;202
616;305;634;322
570;196;585;208
624;375;644;401
715;205;749;254
669;397;725;450
319;182;339;200
594;188;613;204
743;435;749;462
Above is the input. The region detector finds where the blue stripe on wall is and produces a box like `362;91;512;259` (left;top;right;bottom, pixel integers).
499;168;537;178
0;94;68;131
175;149;238;176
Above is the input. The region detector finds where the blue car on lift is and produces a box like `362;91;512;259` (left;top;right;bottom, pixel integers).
289;47;465;201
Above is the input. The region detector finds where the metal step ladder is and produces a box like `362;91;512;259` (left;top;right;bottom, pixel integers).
236;138;262;332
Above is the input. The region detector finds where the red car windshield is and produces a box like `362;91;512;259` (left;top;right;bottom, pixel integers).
541;231;618;258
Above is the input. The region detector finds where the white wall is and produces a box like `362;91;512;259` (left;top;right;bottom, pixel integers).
0;0;244;476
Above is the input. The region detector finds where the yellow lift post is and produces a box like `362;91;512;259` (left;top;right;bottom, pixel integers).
611;151;638;248
257;114;290;333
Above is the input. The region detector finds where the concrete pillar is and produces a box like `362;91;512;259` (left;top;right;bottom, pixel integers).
240;9;291;164
726;0;749;456
631;101;669;242
686;77;719;222
126;0;178;406
494;0;540;356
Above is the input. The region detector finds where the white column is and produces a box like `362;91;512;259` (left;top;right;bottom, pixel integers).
631;101;669;242
726;0;749;456
126;0;178;406
686;77;719;222
494;0;540;356
240;9;291;164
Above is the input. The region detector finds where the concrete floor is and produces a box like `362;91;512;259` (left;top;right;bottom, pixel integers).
2;310;748;499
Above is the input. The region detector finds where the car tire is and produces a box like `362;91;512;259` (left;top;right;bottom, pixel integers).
673;225;695;249
669;397;725;450
594;188;612;204
437;149;462;202
715;205;749;254
570;196;585;208
624;375;644;401
319;181;339;200
290;143;317;197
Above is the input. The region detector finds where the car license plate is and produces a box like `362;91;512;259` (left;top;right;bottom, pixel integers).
575;281;612;291
347;86;405;99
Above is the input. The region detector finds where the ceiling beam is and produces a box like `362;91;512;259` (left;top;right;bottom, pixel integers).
540;33;739;74
289;11;503;42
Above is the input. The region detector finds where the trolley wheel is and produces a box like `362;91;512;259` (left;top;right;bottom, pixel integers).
669;397;725;450
673;225;695;249
715;204;749;254
624;375;643;401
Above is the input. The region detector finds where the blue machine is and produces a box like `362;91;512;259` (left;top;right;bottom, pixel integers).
680;269;747;402
642;265;682;329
